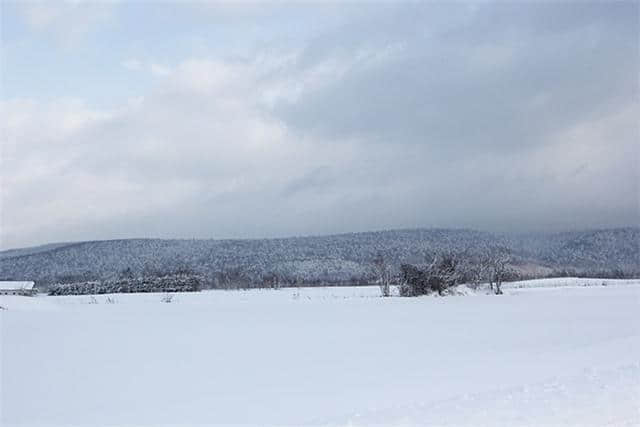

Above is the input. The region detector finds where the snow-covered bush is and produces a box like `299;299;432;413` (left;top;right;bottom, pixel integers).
399;252;465;296
48;274;202;296
399;264;428;297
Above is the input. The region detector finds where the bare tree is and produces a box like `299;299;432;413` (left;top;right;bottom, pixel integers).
373;253;392;297
434;252;455;294
466;254;489;290
477;253;494;292
487;248;511;295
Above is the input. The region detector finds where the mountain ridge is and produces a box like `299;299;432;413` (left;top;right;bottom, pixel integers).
1;227;638;286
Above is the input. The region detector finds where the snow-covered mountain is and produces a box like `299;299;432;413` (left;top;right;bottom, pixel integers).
0;228;638;287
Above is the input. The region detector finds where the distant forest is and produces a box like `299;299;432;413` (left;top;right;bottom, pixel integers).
1;227;638;290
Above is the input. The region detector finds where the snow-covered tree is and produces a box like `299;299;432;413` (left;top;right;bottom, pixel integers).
486;248;512;295
372;253;392;297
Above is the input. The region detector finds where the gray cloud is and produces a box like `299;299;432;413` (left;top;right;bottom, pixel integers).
1;2;638;249
278;2;637;153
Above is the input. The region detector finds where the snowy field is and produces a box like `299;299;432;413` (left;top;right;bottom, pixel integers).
1;279;639;426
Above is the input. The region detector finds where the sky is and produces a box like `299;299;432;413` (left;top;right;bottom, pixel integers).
0;1;638;249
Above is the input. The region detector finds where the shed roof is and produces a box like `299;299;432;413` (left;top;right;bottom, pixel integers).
0;281;35;290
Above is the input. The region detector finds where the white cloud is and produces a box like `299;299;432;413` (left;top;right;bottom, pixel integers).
3;46;637;248
0;53;364;247
2;2;637;248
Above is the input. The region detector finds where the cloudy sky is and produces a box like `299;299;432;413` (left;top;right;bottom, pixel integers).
1;1;638;249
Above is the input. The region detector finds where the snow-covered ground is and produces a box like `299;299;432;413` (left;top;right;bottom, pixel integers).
503;277;640;289
1;279;639;426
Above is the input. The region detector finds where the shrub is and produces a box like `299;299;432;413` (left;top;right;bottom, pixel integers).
399;252;463;296
49;274;202;296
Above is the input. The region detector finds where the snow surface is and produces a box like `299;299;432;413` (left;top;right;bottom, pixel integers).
1;280;639;426
503;277;640;289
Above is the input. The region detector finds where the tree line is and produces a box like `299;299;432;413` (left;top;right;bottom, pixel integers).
48;274;202;296
41;246;628;297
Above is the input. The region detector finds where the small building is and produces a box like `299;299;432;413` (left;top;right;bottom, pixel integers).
0;281;37;296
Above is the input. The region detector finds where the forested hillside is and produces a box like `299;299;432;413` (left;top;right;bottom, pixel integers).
1;228;638;288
